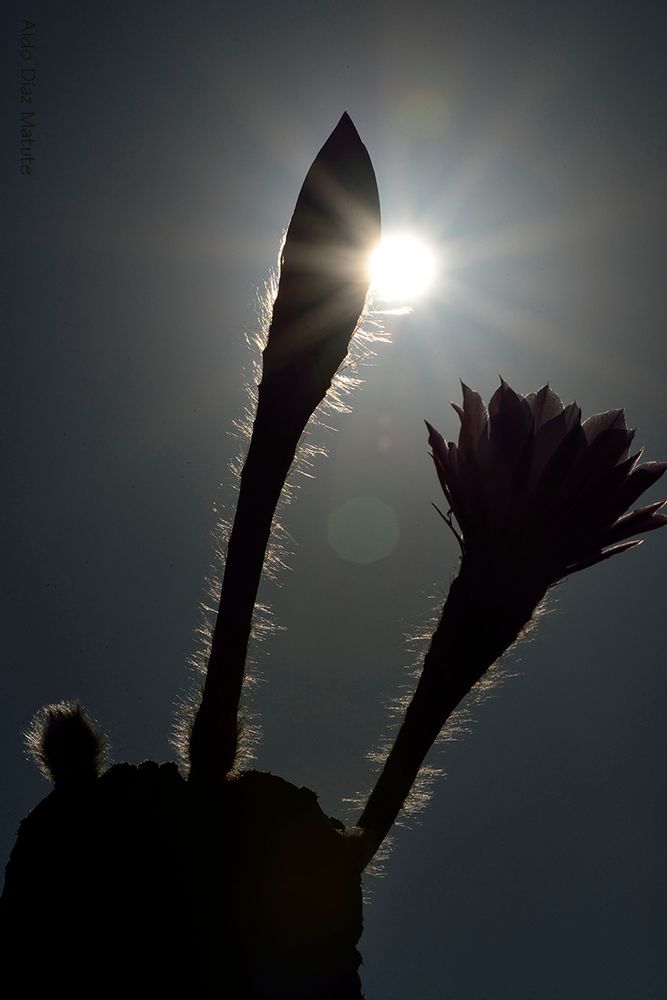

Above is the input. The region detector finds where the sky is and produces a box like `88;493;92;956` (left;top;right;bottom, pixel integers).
2;1;666;997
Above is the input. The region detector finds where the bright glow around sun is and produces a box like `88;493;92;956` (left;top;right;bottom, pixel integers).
369;234;437;303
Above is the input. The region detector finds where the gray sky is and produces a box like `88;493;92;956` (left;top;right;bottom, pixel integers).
2;2;666;997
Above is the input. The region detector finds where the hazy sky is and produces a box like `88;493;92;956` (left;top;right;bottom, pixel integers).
2;2;666;997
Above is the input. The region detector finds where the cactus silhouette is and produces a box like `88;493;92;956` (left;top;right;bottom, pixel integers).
2;115;665;998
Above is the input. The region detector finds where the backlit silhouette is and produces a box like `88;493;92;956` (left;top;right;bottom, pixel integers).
2;114;665;998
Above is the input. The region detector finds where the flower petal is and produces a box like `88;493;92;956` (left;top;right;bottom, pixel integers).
426;421;481;538
563;427;638;520
558;448;647;544
488;379;534;473
530;420;587;514
562;539;643;576
594;501;667;547
525;384;564;430
473;434;514;528
585;426;636;470
446;443;483;539
426;420;454;507
599;460;667;525
530;402;582;486
425;419;447;460
456;383;489;455
581;409;626;444
570;448;643;514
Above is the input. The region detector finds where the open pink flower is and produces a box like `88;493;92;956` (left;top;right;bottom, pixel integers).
426;380;666;581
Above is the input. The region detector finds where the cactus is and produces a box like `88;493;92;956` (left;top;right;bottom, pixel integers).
2;114;664;999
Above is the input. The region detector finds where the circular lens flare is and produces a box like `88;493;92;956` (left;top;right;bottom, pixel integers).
369;235;437;303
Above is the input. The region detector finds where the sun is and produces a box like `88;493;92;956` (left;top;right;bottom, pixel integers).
368;234;437;303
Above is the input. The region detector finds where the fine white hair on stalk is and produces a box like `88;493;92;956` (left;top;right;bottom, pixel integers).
347;575;555;880
172;246;388;772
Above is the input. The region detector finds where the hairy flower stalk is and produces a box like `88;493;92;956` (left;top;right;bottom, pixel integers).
189;114;380;785
358;380;666;862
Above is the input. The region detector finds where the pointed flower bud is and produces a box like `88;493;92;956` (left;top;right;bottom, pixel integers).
260;112;381;436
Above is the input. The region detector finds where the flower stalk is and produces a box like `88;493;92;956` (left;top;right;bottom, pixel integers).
188;114;380;786
357;380;666;865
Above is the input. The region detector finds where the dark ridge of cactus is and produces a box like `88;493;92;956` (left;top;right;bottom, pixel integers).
1;764;364;997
